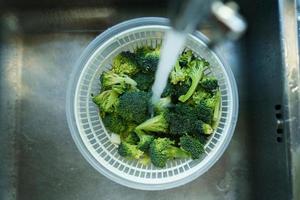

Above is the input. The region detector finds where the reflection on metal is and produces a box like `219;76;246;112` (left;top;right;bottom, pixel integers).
0;0;297;198
279;0;300;199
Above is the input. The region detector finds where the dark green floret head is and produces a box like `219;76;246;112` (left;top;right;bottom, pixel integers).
102;113;127;134
117;91;150;124
112;51;139;75
180;135;204;159
200;77;219;92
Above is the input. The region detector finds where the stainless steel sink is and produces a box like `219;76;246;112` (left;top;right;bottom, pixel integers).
0;0;299;199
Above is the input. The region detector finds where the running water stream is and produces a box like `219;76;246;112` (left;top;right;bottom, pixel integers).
150;30;187;104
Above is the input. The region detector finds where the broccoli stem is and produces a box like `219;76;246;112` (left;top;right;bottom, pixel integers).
178;61;206;102
169;146;190;158
212;91;221;128
135;114;168;133
125;78;138;87
179;80;200;102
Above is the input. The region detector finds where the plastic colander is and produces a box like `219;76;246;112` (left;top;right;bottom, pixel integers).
66;17;238;190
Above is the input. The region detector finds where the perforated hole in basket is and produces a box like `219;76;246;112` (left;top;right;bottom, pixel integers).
74;26;233;184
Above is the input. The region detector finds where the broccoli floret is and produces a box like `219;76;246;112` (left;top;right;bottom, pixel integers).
161;82;173;97
166;104;198;136
132;72;154;91
170;61;188;84
195;121;213;135
199;92;221;117
122;131;139;144
196;134;208;145
179;50;194;67
94;47;218;164
179;60;207;102
111;84;127;94
136;47;160;73
195;100;213;124
190;88;212;105
137;134;155;152
117;91;150;124
154;96;171;114
161;82;190;103
144;47;160;58
197;93;221;123
135;114;168;134
135;46;153;55
138;154;151;166
200;77;219;92
180;135;204;159
112;51;139;75
118;142;144;159
171;83;190;103
101;71;137;89
123;124;155;152
102;113;127;134
203;97;217;110
126;123;137;133
149;138;190;167
92;89;119;113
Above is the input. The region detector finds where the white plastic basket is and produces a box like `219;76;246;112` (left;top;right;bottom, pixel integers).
66;17;238;190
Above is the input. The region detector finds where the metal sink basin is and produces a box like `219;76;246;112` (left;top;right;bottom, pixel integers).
0;0;298;199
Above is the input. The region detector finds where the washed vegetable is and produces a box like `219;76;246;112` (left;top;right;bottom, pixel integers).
149;138;190;168
93;47;220;167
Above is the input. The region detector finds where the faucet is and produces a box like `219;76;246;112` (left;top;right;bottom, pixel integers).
169;0;247;47
149;0;247;113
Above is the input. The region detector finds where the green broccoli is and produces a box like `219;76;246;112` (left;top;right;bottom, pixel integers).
170;61;188;84
179;50;194;67
138;154;151;166
149;138;190;167
212;91;221;127
132;72;154;91
171;83;190;102
121;125;155;152
92;89;119;113
199;92;220;114
195;121;213;135
180;135;204;159
135;47;160;73
112;51;139;75
102;113;127;134
179;59;207;102
161;82;190;103
118;142;144;159
166;104;198;136
117;91;150;124
121;131;139;144
101;71;137;89
190;88;212;105
125;123;137;134
191;89;220;124
154;96;171;114
92;48;215;165
161;82;173;97
195;100;214;124
137;133;154;152
200;77;219;92
135;46;153;55
135;114;168;134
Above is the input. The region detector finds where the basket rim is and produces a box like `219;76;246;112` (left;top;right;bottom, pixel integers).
66;17;238;190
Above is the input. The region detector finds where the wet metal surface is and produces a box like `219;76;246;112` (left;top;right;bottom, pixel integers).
0;0;297;199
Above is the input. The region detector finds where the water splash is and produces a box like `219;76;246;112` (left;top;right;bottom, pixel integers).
151;30;187;104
